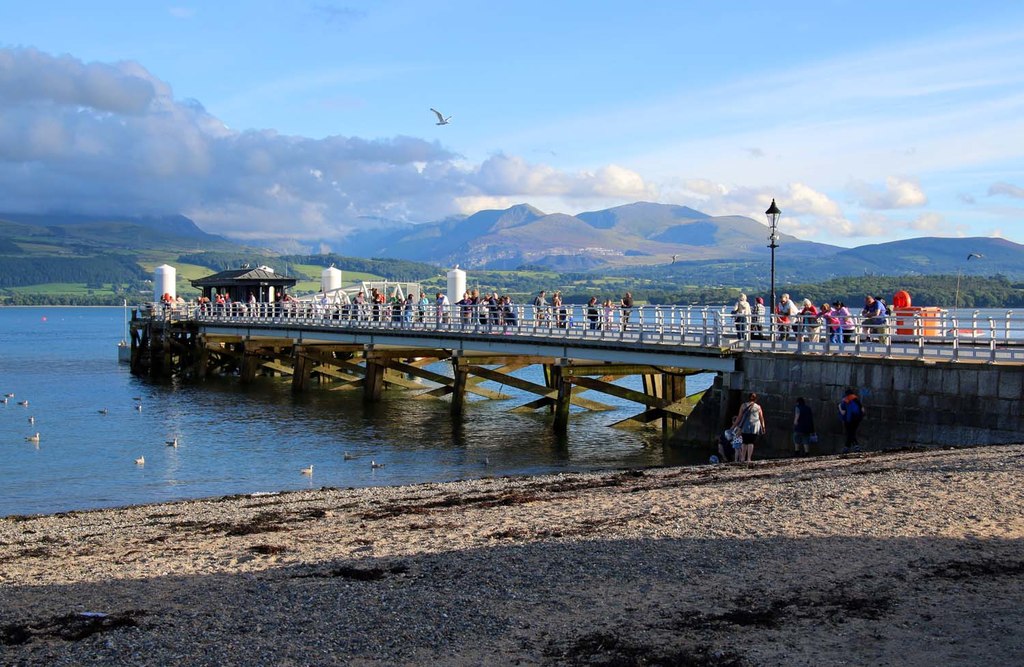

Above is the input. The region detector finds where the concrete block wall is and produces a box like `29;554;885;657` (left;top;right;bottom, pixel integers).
673;353;1023;455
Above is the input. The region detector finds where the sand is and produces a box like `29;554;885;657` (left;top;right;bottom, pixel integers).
2;445;1023;666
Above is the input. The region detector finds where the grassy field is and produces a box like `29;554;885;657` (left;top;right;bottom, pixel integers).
8;283;121;296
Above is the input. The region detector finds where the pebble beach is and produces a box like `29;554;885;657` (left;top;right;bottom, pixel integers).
2;445;1023;666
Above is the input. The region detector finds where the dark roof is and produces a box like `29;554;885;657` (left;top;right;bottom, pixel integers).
190;267;297;288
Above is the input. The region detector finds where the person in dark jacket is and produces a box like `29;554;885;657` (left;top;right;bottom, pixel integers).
838;388;865;453
793;397;815;456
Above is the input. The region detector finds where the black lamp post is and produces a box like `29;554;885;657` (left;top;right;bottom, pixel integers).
765;199;781;326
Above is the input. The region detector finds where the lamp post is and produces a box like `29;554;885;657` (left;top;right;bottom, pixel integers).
765;199;781;328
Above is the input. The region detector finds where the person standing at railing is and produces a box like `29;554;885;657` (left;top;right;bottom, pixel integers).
353;291;366;321
434;292;450;325
620;292;634;331
417;293;429;323
750;297;766;339
587;296;600;330
833;301;855;343
777;294;799;340
553;291;567;328
602;299;615;330
798;299;820;342
532;290;548;325
402;293;414;325
861;295;887;343
819;303;841;343
732;293;751;340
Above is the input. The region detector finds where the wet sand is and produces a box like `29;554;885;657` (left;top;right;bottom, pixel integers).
2;445;1023;666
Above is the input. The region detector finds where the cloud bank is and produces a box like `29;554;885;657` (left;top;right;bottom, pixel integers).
0;48;654;245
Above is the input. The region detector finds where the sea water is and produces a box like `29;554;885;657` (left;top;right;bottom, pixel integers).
0;307;711;516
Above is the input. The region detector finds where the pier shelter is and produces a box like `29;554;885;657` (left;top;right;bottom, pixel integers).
190;266;297;304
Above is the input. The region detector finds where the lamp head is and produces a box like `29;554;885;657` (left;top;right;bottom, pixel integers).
765;198;782;231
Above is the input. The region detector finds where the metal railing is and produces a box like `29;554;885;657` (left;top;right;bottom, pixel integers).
147;301;1024;364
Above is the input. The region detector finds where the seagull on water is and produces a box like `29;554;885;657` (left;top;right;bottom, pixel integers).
135;456;145;466
17;400;28;407
98;408;109;415
166;437;178;448
25;433;40;443
28;416;35;424
4;392;14;398
300;465;314;476
430;108;452;125
370;460;385;469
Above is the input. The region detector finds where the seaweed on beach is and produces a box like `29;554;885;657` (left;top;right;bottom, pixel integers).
292;562;410;581
0;611;145;646
547;630;746;666
927;559;1024;580
249;543;289;555
361;491;545;520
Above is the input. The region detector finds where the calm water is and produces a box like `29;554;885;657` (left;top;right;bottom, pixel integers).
0;307;710;516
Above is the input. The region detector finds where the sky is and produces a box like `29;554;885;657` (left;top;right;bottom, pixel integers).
1;0;1023;249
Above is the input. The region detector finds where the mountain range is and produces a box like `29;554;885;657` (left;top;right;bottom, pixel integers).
1;204;1022;285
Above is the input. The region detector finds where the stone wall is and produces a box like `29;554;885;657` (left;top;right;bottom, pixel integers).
673;352;1023;455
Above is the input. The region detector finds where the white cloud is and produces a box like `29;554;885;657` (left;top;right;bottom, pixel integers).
988;181;1024;198
168;7;195;19
0;48;657;244
850;176;928;209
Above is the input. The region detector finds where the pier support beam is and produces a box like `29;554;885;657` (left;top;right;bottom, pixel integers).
553;363;572;433
363;357;386;402
451;358;469;417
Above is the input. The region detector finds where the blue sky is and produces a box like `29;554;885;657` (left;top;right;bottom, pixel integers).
1;1;1023;248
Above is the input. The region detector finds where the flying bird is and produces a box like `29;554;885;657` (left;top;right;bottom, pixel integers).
430;108;452;125
300;465;314;476
967;253;984;260
671;254;678;264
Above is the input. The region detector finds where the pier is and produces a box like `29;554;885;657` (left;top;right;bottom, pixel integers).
130;302;1024;454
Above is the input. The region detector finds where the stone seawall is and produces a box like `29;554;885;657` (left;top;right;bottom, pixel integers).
675;352;1023;454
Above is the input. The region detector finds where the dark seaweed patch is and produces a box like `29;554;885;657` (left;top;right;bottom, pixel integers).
0;611;145;646
548;631;746;666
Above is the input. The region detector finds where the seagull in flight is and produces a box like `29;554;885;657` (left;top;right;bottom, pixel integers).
430;108;452;125
967;253;984;260
670;254;678;264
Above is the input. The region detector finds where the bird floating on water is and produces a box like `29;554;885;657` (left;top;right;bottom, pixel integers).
343;452;354;461
370;460;385;469
98;408;108;415
300;465;314;476
17;400;28;407
135;456;145;466
28;416;35;424
4;392;14;398
1;398;7;405
25;433;40;443
430;108;452;125
132;396;142;401
135;404;143;411
166;437;178;448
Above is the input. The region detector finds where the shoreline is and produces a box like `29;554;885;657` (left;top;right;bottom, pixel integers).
3;445;1023;665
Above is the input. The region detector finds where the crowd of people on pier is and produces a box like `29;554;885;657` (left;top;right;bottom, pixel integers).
730;292;894;343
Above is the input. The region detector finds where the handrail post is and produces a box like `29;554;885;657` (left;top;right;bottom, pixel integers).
951;318;960;362
988;317;997;363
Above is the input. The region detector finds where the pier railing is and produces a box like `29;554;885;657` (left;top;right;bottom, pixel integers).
157;301;1024;364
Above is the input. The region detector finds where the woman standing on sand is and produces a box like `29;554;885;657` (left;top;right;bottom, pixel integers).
734;392;766;462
